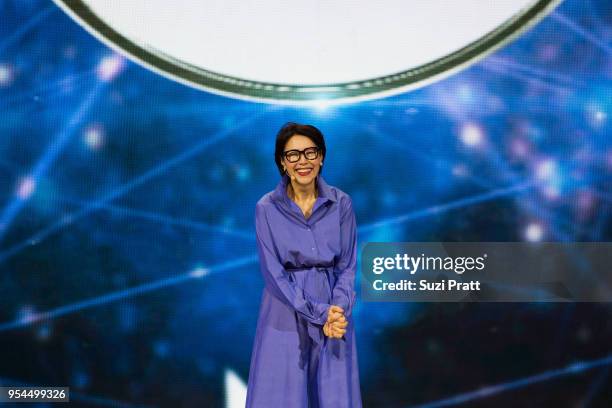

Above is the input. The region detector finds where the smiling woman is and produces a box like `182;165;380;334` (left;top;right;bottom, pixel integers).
52;0;560;103
246;122;361;407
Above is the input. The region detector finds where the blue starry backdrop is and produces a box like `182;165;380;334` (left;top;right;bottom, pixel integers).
0;0;611;407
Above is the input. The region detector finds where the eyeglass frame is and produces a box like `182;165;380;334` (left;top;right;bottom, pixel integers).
282;146;321;163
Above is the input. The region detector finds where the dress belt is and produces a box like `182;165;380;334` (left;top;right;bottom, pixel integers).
285;265;335;272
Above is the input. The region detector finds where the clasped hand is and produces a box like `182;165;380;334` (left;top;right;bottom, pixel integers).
323;305;348;339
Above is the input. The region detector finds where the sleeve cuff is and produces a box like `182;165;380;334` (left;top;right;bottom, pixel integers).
332;291;355;316
311;302;331;326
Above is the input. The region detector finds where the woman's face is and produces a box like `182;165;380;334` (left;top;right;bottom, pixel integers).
282;134;323;186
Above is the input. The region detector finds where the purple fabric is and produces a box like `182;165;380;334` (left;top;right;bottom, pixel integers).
246;173;362;408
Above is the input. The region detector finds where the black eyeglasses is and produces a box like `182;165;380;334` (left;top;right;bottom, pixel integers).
283;147;320;163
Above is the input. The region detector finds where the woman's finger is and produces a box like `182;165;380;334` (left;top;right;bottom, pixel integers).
332;327;347;336
329;312;344;322
330;305;345;314
333;320;348;329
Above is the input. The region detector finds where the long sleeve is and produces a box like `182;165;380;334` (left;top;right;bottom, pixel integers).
331;196;357;319
255;202;331;326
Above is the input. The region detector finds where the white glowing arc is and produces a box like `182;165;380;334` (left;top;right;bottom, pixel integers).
53;0;560;103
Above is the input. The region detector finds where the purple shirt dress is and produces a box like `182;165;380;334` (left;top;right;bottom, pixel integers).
246;173;362;408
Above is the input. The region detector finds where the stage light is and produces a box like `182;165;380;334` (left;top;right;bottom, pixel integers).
460;122;485;147
83;123;104;149
16;176;36;199
524;222;544;242
0;63;14;87
96;53;124;81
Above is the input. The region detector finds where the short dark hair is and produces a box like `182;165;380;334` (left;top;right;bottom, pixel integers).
274;122;327;176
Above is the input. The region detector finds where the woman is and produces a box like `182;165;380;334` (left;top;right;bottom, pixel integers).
246;122;362;407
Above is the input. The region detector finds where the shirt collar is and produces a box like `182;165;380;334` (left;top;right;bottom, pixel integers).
272;173;337;205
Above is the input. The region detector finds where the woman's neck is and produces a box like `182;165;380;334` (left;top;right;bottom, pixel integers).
287;179;318;203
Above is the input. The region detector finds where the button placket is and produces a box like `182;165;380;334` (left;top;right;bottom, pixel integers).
306;224;317;252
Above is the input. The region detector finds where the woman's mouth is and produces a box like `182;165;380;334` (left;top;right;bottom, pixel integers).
296;168;312;176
